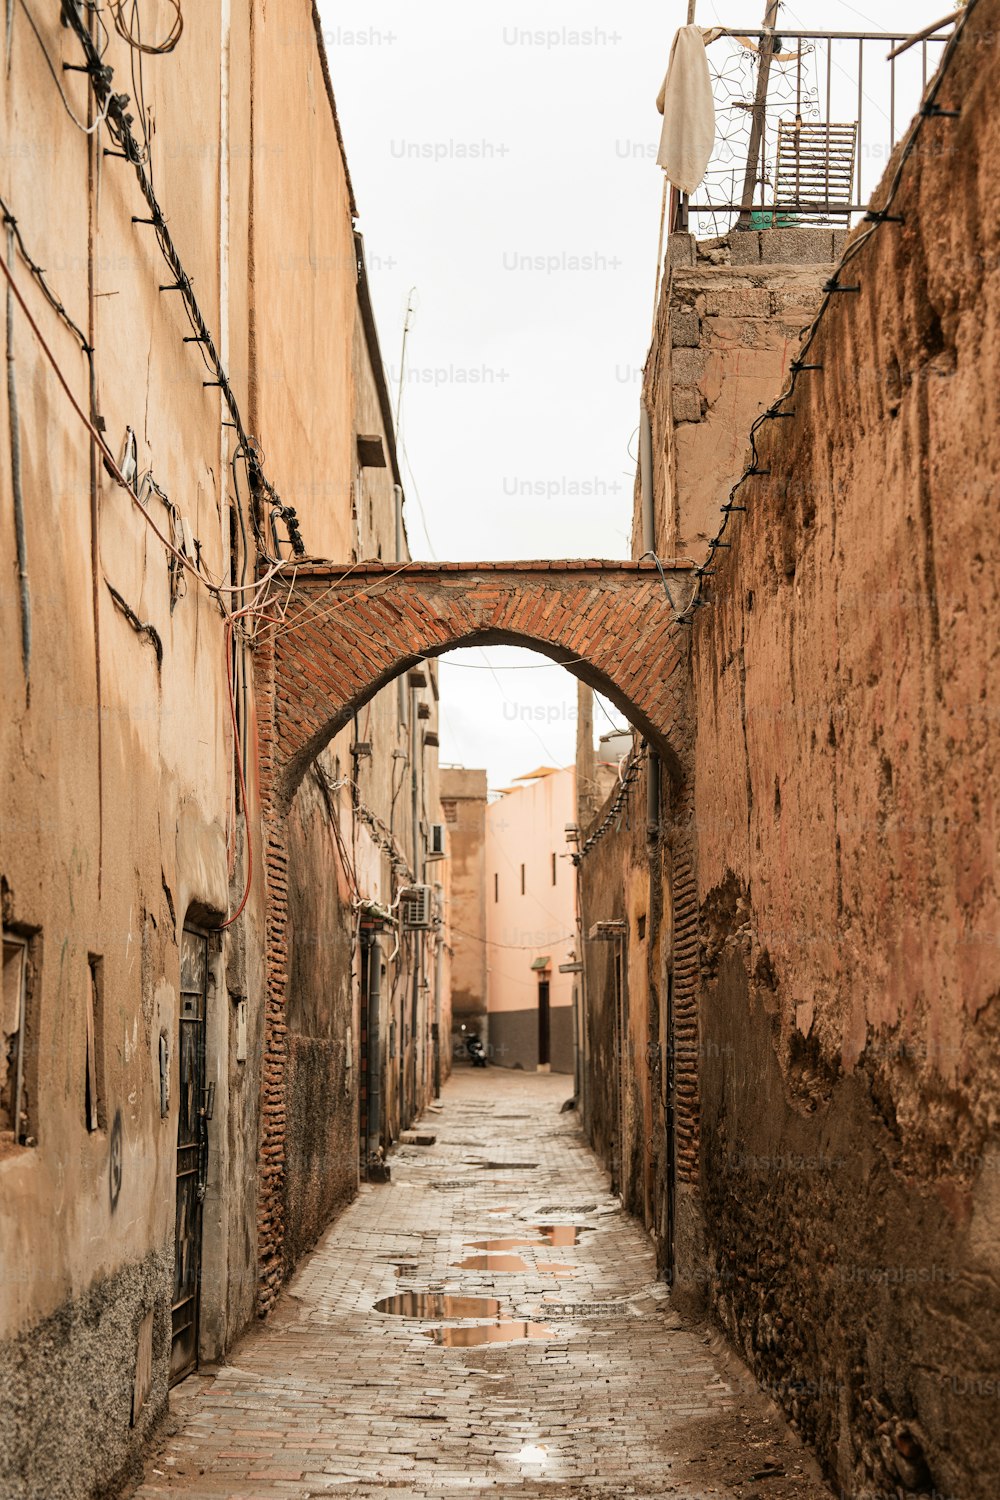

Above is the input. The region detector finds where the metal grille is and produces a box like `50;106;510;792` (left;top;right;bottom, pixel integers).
774;119;857;221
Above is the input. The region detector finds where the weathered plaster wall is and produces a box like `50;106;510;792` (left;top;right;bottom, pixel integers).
688;16;1000;1497
578;753;673;1256
441;768;488;1053
283;770;357;1270
0;3;426;1496
0;3;264;1493
638;231;837;564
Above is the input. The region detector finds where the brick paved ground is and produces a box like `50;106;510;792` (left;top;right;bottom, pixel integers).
133;1069;833;1500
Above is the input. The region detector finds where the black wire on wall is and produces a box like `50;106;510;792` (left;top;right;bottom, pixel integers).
58;0;305;559
675;0;977;625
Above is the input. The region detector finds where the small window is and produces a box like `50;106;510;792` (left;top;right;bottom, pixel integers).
494;873;499;903
85;956;105;1133
520;863;526;895
637;914;647;941
2;934;30;1145
551;852;557;886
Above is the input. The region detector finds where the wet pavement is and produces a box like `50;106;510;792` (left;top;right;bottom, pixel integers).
133;1069;833;1499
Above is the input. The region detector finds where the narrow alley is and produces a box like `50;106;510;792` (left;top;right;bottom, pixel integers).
134;1070;830;1500
2;1;998;1497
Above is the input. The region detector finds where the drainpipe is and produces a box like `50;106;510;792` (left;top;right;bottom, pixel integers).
646;746;660;842
639;406;661;842
639;401;654;555
395;484;407;729
409;684;421;1119
367;935;382;1166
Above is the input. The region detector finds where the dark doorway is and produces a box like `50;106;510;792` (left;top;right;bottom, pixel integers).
171;928;209;1385
537;977;551;1069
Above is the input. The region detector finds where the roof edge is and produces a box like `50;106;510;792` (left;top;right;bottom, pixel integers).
310;2;359;219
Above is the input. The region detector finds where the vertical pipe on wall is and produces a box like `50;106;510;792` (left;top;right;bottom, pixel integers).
433;932;443;1097
639;402;654;554
646;748;660;841
395;485;407;728
5;227;30;697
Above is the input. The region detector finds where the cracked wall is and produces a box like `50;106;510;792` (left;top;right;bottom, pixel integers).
687;15;1000;1498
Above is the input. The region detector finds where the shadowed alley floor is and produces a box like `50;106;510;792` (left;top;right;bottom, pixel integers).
134;1070;833;1499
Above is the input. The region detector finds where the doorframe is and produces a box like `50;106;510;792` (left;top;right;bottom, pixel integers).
171;916;226;1384
537;973;551;1072
171;925;210;1385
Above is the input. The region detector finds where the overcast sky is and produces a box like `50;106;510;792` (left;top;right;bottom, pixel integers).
322;0;948;791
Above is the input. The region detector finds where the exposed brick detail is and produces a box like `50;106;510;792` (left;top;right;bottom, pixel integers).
255;557;700;1311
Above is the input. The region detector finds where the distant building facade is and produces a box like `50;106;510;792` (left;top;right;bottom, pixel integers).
485;768;577;1073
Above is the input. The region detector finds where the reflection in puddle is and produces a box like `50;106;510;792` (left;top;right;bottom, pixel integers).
533;1225;592;1246
452;1254;579;1276
465;1238;545;1252
423;1321;552;1346
453;1254;531;1272
375;1293;500;1318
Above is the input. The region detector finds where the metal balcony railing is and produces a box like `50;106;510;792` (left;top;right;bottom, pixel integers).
681;24;954;236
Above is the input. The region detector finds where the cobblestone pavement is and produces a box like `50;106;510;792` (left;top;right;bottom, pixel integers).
134;1069;833;1500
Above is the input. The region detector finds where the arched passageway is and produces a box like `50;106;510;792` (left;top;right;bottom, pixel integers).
254;558;702;1309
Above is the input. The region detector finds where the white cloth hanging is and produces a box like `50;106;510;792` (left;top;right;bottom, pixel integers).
655;25;719;193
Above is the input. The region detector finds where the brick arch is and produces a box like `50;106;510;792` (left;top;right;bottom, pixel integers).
253;559;700;1312
267;560;696;810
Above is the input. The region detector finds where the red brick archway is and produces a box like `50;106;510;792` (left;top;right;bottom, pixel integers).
254;559;701;1310
265;560;696;807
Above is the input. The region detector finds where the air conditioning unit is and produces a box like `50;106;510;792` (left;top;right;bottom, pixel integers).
427;822;446;859
400;884;433;930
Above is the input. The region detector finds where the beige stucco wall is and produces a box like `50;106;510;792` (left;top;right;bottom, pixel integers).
440;767;488;1049
485;769;576;1070
0;4;443;1495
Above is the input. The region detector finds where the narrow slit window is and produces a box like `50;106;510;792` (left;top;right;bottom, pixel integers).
520;863;526;895
494;873;498;903
551;852;557;886
85;956;104;1132
2;934;29;1145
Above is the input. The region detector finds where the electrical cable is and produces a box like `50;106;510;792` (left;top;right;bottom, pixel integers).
0;220;303;621
0;247;232;609
216;617;253;928
17;0;110;134
574;746;646;863
57;1;305;559
450;924;575;951
678;0;977;626
109;0;183;55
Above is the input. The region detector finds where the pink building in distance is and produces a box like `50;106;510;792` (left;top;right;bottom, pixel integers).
485;767;578;1073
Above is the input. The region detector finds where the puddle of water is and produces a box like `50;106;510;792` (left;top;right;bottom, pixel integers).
453;1254;531;1272
536;1262;579;1277
423;1321;552;1346
465;1238;545;1252
375;1293;500;1318
486;1206;513;1214
479;1161;539;1171
532;1224;592;1246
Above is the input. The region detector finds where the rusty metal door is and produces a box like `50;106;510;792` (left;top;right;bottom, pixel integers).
170;928;209;1384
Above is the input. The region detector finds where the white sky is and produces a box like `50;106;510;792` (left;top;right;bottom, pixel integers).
322;0;948;790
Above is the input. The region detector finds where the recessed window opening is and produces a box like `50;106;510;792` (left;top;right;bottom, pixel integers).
85;956;105;1133
520;863;526;895
2;932;31;1145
